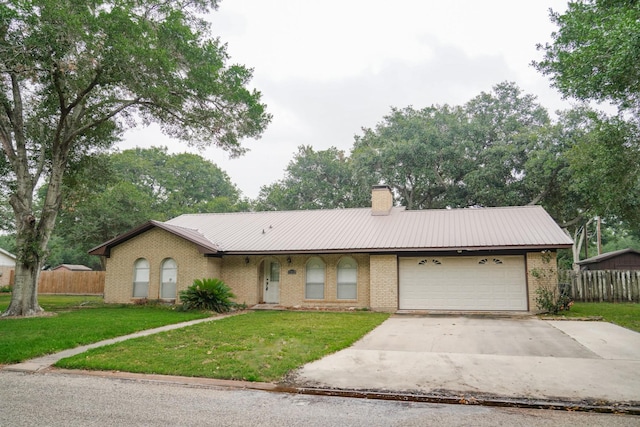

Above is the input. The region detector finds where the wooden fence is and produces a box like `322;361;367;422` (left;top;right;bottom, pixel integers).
9;270;105;295
559;270;640;303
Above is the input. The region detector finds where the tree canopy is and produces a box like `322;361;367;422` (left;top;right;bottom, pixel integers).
254;145;367;211
0;0;270;316
534;0;640;115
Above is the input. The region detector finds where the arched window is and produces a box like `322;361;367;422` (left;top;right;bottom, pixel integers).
305;257;325;299
337;257;357;299
161;258;177;299
133;258;149;298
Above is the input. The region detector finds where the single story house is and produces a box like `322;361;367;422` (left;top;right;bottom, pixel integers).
52;264;93;272
0;247;16;287
576;248;640;271
90;186;573;312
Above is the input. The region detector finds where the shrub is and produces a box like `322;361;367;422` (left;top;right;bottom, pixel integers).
535;285;572;315
179;278;236;313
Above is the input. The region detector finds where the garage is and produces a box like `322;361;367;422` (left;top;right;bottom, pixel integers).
399;255;527;311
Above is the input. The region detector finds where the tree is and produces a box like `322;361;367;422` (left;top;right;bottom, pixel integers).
109;147;241;217
0;0;270;316
534;0;640;115
51;147;245;269
255;145;366;211
351;83;550;210
462;82;551;207
351;105;469;209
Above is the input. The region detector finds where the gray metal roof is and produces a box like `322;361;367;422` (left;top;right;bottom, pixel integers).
164;205;573;254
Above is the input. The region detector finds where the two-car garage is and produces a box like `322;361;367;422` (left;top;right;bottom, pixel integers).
398;255;528;311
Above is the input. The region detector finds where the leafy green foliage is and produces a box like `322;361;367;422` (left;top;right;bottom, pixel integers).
349;82;553;210
254;145;368;211
534;0;640;114
0;0;270;316
179;278;236;313
46;147;246;268
535;286;572;315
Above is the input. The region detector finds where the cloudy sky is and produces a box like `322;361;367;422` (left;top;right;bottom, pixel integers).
123;0;572;199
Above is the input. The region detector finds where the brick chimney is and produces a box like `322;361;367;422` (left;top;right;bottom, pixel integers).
371;185;393;216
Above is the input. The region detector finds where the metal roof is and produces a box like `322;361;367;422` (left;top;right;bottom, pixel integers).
161;205;573;254
576;248;640;265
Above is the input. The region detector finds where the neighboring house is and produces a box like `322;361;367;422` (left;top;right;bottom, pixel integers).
52;264;93;272
576;248;640;271
90;186;573;313
0;247;16;287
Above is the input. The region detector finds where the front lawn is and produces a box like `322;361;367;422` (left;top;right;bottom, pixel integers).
56;311;390;382
555;302;640;332
0;295;209;364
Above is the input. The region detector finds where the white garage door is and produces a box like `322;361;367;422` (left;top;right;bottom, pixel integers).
399;256;527;311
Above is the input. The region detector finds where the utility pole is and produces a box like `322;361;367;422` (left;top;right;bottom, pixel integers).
596;216;602;255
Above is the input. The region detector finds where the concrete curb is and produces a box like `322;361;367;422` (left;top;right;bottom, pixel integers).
293;387;640;416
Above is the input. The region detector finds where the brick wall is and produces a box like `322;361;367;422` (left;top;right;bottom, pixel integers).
369;254;398;312
526;251;558;312
222;254;371;309
0;266;13;287
103;228;211;303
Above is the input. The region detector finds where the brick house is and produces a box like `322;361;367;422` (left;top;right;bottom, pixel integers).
90;186;573;312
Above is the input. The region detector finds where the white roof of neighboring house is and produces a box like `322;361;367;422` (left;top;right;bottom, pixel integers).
91;205;573;257
52;264;93;271
0;247;16;266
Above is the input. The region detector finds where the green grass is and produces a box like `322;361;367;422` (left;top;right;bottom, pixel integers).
0;295;209;364
57;311;390;382
554;302;640;332
0;293;104;311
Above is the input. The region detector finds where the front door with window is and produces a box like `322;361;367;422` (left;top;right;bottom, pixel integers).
263;261;280;304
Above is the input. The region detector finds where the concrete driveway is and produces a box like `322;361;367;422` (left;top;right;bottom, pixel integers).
293;315;640;405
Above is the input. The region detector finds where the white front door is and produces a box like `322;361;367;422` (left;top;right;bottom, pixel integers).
264;261;280;304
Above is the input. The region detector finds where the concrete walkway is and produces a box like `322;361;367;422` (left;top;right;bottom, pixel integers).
3;315;232;373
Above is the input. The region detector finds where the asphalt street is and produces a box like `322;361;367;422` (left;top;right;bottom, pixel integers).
0;371;638;427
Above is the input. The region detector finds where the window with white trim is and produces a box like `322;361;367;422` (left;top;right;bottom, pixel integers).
160;258;177;299
337;257;357;299
305;257;325;299
133;258;149;298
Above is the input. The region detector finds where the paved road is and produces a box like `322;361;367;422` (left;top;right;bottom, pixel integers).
0;371;638;427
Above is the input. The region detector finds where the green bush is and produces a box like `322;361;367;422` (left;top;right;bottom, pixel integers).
535;285;572;315
179;278;236;313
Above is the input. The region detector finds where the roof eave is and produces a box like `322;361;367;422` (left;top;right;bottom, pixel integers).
88;220;219;257
220;244;573;256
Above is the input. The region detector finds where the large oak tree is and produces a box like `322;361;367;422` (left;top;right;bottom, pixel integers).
0;0;270;316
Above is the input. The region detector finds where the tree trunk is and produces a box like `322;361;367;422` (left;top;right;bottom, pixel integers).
2;150;66;317
3;261;43;317
2;212;47;316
